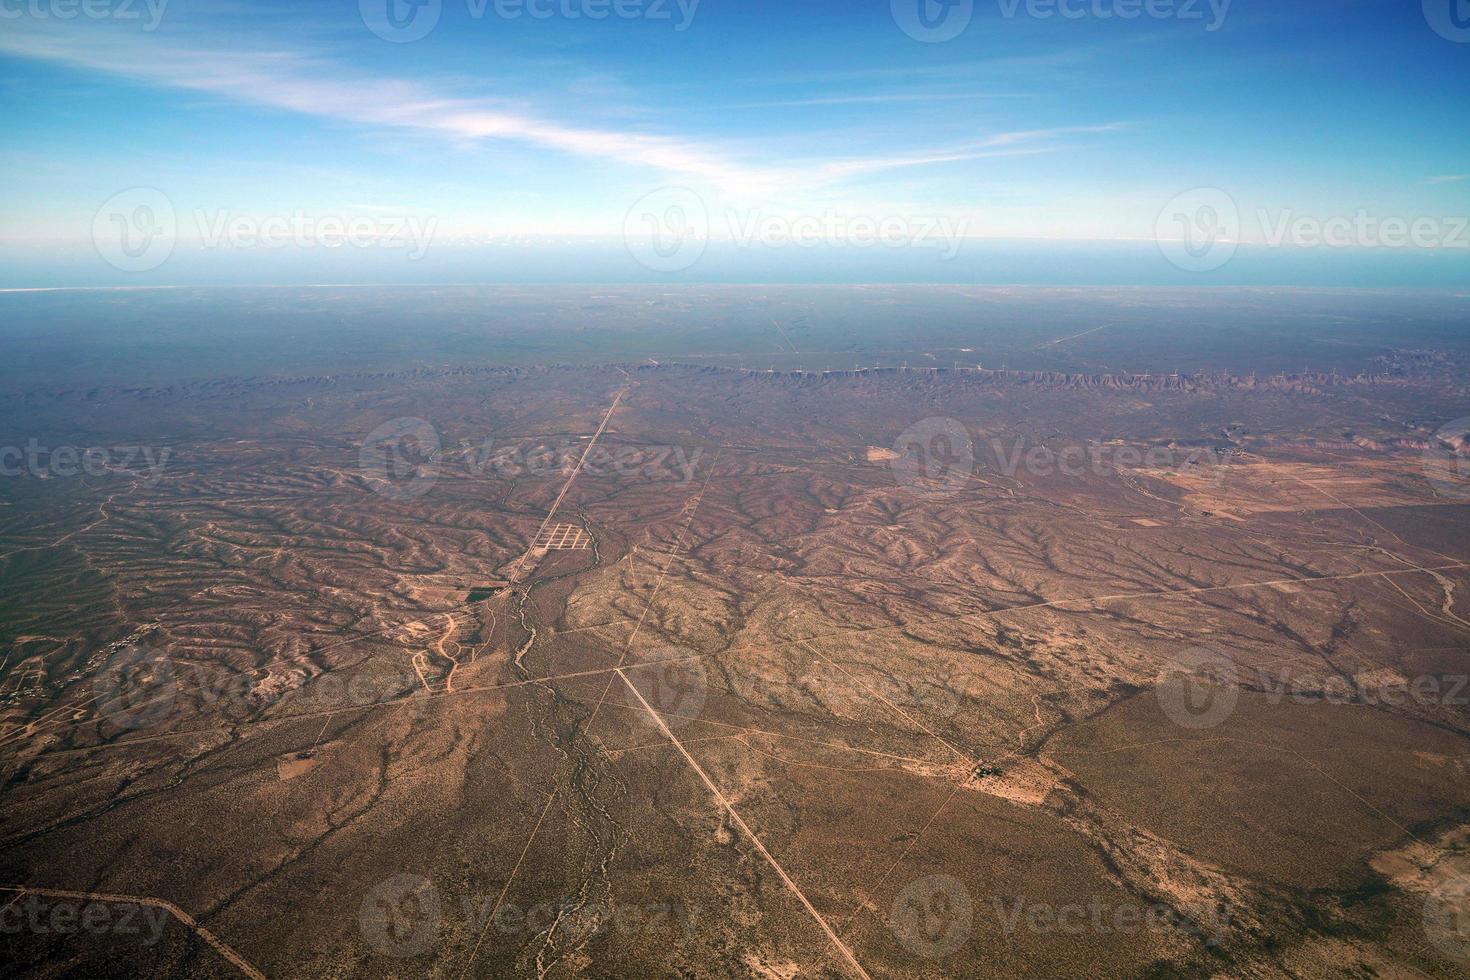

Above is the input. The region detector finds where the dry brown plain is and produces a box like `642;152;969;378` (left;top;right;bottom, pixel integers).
1;363;1469;978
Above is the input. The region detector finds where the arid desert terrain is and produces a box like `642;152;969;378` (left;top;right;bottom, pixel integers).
2;287;1469;978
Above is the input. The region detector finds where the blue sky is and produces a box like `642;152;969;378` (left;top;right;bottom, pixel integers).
1;0;1467;285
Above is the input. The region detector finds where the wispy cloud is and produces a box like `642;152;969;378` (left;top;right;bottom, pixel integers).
720;91;1035;109
0;21;1113;197
1426;174;1470;185
1;24;781;190
815;125;1126;181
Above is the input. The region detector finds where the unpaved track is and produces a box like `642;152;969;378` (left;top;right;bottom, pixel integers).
0;885;265;979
